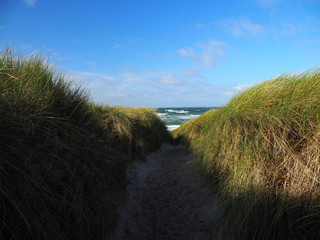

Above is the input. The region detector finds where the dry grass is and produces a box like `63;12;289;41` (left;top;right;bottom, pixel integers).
174;69;320;239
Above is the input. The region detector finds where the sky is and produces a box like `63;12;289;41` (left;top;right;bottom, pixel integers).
1;0;320;107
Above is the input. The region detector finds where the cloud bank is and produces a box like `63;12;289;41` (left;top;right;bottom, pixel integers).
70;68;249;108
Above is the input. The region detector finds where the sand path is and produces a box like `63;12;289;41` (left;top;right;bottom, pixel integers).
114;144;219;240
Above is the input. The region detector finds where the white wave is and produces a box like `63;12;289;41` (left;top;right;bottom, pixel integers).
166;125;180;131
177;114;200;120
157;113;167;117
165;109;189;114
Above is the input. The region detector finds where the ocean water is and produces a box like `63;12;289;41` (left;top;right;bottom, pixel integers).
156;107;216;131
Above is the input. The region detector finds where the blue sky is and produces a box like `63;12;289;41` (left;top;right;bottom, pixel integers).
1;0;320;107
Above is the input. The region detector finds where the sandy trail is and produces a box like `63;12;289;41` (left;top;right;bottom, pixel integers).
114;144;219;240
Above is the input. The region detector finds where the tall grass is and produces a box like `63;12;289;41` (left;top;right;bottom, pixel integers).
174;70;320;239
0;49;171;239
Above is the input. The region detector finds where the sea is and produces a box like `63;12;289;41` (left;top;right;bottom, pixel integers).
156;107;216;131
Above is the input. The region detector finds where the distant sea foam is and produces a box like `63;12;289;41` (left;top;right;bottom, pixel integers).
156;107;216;131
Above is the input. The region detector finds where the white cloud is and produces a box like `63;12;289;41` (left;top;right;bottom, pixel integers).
178;40;227;68
221;18;264;37
178;47;197;58
24;0;36;6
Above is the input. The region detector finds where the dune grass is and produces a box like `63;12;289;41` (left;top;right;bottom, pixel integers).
173;70;320;239
0;49;171;240
117;107;170;159
173;109;216;145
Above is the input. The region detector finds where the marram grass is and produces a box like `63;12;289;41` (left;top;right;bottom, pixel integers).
117;106;169;160
174;69;320;239
0;49;171;240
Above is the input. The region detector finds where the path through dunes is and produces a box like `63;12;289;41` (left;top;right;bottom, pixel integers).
114;144;219;240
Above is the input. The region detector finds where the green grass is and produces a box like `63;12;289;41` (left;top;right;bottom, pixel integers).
0;48;171;240
174;69;320;239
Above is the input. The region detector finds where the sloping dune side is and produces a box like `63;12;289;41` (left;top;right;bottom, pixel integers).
0;49;171;240
173;69;320;239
